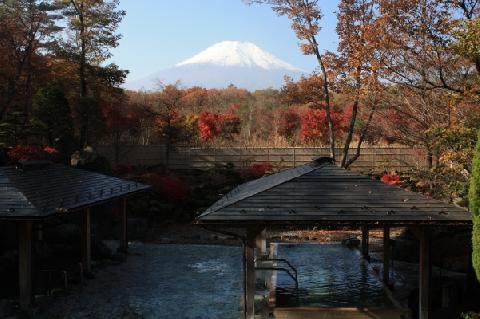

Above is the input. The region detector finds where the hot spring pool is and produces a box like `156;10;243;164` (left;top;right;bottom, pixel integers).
274;243;392;308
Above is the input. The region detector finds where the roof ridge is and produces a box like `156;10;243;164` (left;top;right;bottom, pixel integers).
199;162;330;217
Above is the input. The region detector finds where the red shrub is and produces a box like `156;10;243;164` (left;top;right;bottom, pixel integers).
146;173;187;203
112;164;134;175
381;174;402;186
249;162;273;178
7;145;61;163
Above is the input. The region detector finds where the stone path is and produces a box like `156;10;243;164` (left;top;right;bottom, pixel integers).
37;243;243;319
273;307;410;319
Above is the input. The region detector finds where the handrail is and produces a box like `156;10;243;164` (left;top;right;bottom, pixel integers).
267;258;298;279
255;266;298;289
255;257;299;289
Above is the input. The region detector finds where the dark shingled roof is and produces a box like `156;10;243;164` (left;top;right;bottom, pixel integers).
198;159;471;226
0;162;150;220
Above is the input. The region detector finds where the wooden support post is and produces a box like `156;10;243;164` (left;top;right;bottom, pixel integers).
419;228;431;319
255;228;267;257
18;221;32;311
361;225;369;260
119;197;128;252
383;226;390;284
244;229;258;319
80;208;91;274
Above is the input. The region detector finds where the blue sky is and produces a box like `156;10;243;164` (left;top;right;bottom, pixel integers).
111;0;340;82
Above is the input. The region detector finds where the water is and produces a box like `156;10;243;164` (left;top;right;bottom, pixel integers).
275;243;392;308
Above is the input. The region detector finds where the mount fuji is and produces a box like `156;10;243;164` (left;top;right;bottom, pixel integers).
126;41;305;91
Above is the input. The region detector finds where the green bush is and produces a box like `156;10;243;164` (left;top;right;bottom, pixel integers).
469;129;480;281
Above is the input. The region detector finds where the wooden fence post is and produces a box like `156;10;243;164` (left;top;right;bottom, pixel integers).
293;148;296;168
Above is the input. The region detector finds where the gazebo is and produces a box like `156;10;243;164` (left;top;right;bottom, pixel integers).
0;161;150;310
196;158;472;319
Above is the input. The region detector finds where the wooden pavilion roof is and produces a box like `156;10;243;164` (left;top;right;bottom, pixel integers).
197;158;471;226
0;161;150;220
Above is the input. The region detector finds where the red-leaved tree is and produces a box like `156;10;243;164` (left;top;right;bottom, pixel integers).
198;104;241;141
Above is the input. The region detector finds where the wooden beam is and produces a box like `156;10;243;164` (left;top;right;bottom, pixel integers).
244;228;258;319
419;228;431;319
383;226;390;284
119;197;128;252
361;225;369;260
18;220;32;311
80;208;91;274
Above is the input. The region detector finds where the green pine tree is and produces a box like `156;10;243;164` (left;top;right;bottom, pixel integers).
31;85;74;152
469;129;480;281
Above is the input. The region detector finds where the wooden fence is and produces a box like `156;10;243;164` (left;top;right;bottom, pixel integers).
97;145;428;172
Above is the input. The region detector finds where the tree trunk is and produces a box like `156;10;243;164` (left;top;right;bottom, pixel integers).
341;68;361;168
313;46;335;160
426;150;433;169
78;1;88;147
165;121;171;172
344;104;376;169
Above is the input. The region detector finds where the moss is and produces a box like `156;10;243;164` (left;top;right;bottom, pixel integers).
469;129;480;281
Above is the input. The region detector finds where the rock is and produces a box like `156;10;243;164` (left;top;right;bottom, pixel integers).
70;146;110;172
341;237;360;247
70;146;97;166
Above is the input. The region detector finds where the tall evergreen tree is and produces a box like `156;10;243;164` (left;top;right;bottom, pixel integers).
31;84;74;151
470;130;480;280
0;0;61;119
59;0;125;146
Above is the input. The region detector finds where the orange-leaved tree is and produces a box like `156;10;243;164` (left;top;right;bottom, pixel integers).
245;0;336;159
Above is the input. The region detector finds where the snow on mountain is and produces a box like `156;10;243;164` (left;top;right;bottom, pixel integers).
176;41;301;71
126;41;305;91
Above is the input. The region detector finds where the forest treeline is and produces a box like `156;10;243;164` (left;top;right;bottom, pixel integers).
0;0;479;172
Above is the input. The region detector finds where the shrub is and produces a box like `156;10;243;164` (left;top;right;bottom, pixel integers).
146;173;187;203
380;173;402;186
469;129;480;281
111;164;134;176
7;145;61;163
249;162;273;178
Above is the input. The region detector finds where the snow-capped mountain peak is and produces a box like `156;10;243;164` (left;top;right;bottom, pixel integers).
176;41;301;71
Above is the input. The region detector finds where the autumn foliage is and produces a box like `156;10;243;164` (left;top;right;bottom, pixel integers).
277;108;301;138
7;145;61;163
145;173;188;203
111;164;134;175
380;173;402;186
300;108;348;143
198;104;241;141
248;162;273;178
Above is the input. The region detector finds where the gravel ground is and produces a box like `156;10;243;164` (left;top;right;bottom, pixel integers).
36;243;243;319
